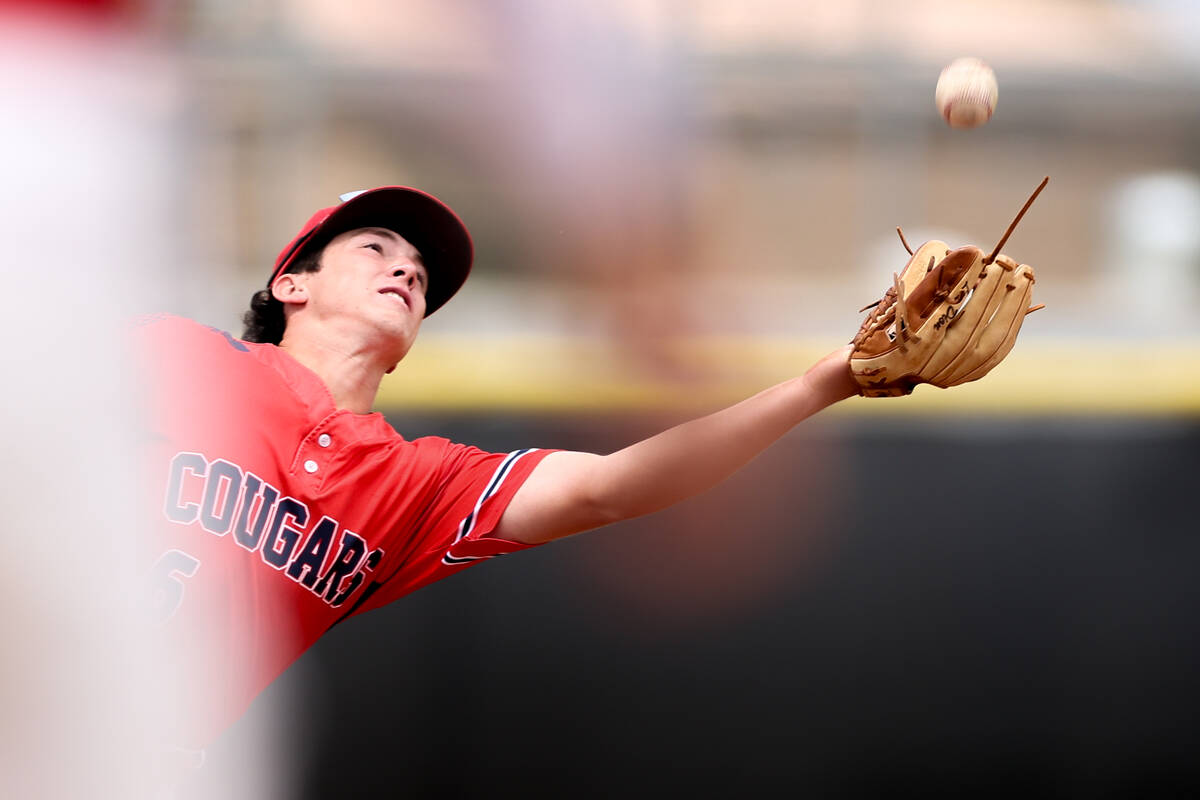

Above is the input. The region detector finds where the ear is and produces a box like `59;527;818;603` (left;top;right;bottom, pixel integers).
272;273;308;306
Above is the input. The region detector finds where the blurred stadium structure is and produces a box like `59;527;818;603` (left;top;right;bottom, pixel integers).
4;1;1199;798
154;0;1200;415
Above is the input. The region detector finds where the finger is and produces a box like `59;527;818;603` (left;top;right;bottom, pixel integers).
919;259;1006;383
948;266;1035;385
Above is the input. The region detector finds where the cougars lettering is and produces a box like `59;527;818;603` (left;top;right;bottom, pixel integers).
164;451;383;608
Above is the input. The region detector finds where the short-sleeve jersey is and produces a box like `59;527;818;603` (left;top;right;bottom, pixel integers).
133;314;555;745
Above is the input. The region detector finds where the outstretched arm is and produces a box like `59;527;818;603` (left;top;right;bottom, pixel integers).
494;346;858;545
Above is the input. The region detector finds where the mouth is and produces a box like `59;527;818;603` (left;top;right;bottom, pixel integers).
378;286;413;310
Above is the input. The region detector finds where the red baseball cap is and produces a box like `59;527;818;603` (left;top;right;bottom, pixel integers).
270;186;474;317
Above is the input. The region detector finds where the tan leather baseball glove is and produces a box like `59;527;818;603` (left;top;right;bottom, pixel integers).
850;177;1048;398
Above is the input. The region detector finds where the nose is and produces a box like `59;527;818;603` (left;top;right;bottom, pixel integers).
392;266;417;287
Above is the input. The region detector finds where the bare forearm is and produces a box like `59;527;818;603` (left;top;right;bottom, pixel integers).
592;346;857;521
496;347;857;544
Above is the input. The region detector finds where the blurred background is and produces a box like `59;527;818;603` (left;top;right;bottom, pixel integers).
4;0;1199;797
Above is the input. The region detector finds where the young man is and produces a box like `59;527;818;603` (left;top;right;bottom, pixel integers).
136;186;859;748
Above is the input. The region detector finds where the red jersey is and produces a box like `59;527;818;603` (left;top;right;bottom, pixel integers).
134;314;554;745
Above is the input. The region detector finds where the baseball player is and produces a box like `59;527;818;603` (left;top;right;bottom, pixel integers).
136;184;1039;751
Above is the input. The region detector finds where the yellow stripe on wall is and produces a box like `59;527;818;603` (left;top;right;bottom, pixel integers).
376;336;1200;416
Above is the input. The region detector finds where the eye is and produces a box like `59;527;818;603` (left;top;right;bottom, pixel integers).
363;242;384;254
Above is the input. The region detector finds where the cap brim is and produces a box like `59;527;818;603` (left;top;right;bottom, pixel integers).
281;187;473;317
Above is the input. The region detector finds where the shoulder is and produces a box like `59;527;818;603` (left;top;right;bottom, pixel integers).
404;435;501;466
405;437;554;490
129;313;274;366
130;313;245;349
129;313;283;401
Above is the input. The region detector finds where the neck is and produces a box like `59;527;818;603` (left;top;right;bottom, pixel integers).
276;334;392;414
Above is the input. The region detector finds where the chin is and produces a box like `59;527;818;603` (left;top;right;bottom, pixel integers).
375;326;417;367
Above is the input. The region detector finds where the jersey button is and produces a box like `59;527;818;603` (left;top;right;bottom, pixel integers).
318;434;332;447
304;460;319;473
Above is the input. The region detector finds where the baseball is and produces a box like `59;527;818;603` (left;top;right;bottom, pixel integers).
935;57;998;129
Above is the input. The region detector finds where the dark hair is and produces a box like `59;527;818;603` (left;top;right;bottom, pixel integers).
241;244;325;344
